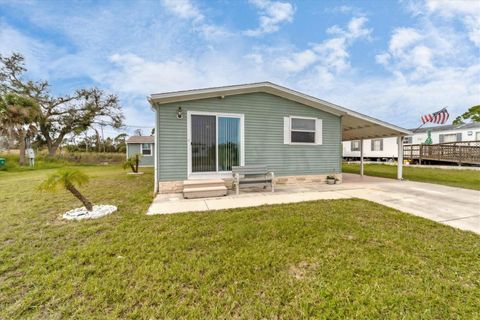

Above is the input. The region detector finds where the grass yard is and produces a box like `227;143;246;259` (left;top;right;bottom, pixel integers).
343;162;480;191
1;166;479;319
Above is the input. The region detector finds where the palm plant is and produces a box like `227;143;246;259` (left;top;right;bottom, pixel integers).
39;169;93;211
0;93;39;165
123;154;139;173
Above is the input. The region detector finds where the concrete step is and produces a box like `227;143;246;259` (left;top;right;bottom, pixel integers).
183;179;225;187
183;186;227;199
183;179;226;189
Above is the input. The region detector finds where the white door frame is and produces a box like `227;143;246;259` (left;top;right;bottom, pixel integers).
187;110;245;179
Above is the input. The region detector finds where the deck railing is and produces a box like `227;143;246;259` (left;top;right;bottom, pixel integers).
404;140;480;165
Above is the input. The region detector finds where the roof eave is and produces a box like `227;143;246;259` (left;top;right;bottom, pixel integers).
149;82;411;137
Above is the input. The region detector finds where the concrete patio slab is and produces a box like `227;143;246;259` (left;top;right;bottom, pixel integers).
147;173;480;234
204;191;350;211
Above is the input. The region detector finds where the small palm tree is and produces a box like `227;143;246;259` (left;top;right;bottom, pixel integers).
0;93;40;165
123;154;139;173
39;169;93;211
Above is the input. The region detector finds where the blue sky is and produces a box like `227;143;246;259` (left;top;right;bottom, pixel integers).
1;0;479;135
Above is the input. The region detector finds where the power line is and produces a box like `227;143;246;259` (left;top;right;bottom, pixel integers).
122;124;154;128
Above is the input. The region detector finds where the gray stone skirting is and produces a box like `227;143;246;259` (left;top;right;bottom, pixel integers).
158;173;342;194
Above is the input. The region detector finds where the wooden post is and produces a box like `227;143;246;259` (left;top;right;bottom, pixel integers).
419;144;423;165
360;139;364;177
397;136;404;180
459;145;462;166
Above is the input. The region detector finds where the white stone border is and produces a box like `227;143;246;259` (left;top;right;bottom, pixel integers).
63;205;117;220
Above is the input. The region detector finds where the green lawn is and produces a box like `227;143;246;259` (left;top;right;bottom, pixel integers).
343;162;480;191
1;166;479;319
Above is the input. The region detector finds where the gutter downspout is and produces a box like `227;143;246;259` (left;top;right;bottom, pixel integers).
339;115;343;175
149;98;159;194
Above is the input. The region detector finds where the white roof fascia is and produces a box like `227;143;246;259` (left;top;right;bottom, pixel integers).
149;82;411;136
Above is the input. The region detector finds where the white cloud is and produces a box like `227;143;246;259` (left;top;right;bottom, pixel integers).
108;53;199;94
426;0;480;47
273;16;371;75
244;0;295;36
1;0;478;132
161;0;204;21
0;21;64;80
408;0;480;47
346;16;371;39
277;49;317;73
367;0;480;124
375;21;467;79
160;0;231;40
388;28;422;55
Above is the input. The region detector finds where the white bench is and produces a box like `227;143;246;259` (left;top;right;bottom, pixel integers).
232;165;275;195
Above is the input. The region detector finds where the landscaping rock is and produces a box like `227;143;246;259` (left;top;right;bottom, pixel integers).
63;205;117;220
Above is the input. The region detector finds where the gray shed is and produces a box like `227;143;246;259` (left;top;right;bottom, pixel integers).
126;136;154;167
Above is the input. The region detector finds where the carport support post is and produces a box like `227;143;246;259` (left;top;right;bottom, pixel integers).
397;136;404;180
360;139;364;176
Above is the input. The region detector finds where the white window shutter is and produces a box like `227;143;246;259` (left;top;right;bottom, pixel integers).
283;117;290;144
315;119;323;145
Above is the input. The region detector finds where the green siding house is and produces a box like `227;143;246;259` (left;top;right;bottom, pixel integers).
149;82;410;193
126;136;154;167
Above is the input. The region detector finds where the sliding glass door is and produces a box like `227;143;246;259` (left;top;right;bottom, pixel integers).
191;115;216;172
218;117;240;171
190;113;242;174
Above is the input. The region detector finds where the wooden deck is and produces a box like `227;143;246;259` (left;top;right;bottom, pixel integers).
404;140;480;165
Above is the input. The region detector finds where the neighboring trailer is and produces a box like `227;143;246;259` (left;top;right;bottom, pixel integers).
343;123;480;160
126;136;154;167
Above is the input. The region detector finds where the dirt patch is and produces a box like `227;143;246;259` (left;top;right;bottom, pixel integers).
288;261;318;280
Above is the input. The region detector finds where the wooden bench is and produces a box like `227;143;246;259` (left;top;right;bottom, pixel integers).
232;165;275;195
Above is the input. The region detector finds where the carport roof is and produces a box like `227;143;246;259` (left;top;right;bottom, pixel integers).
149;82;411;140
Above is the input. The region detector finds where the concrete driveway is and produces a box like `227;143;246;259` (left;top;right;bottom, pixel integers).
148;173;480;234
339;174;480;234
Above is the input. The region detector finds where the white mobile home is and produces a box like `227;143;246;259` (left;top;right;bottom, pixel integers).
343;123;480;160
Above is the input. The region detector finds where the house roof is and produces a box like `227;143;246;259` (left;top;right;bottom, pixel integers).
408;122;480;134
149;82;411;141
126;136;154;144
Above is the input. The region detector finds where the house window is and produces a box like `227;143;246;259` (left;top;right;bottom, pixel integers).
290;117;316;143
403;136;413;144
371;139;383;151
476;132;480;140
141;143;152;155
351;140;360;151
439;133;461;143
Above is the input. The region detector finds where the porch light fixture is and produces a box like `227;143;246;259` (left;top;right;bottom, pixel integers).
176;106;184;119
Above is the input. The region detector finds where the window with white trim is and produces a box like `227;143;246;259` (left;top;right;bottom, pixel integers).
439;133;461;143
351;140;360;151
283;117;322;145
371;139;383;151
403;136;413;144
141;143;152;155
291;117;316;143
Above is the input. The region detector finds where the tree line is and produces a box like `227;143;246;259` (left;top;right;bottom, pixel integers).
0;53;124;165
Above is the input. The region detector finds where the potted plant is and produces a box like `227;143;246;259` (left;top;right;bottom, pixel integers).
326;175;336;185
